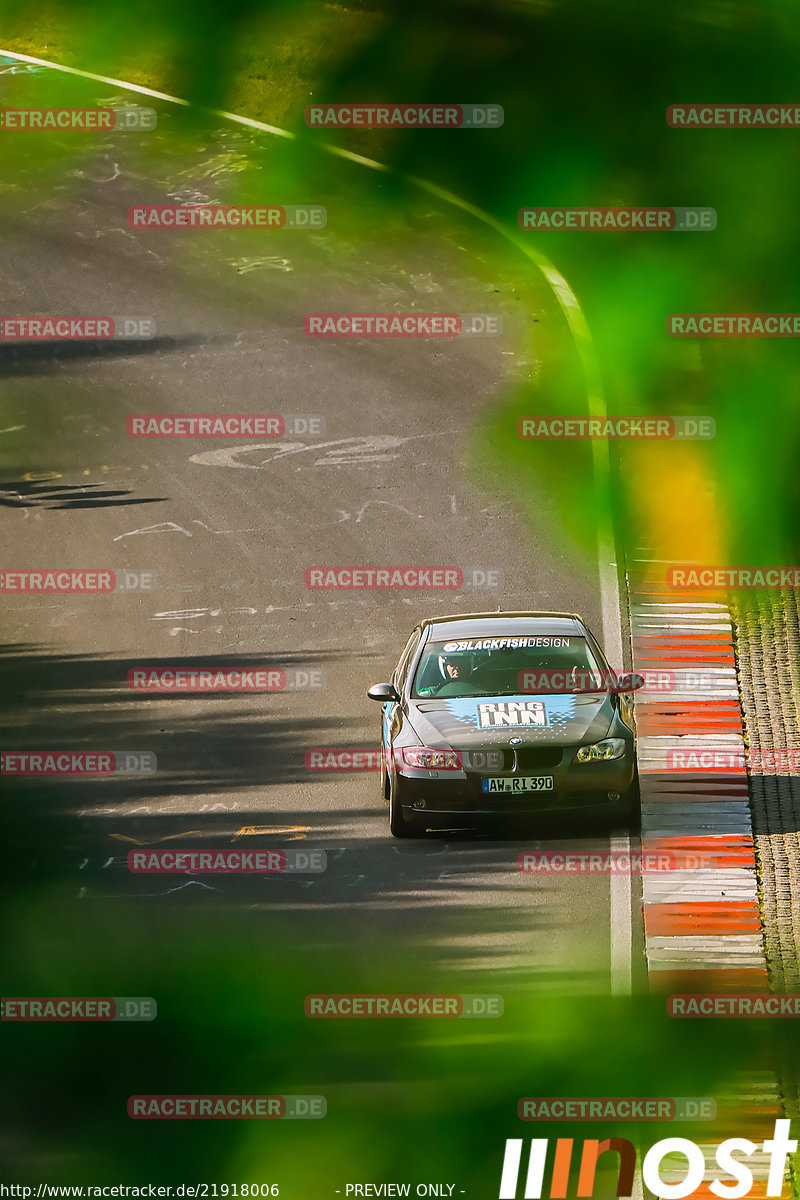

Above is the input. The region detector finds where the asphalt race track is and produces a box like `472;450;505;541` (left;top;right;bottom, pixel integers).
0;69;642;1003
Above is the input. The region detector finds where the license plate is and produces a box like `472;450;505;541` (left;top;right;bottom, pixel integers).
481;776;554;793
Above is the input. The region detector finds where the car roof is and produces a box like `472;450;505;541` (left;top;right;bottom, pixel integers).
419;612;587;639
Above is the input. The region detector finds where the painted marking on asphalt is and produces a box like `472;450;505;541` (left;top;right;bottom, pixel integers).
188;435;417;470
109;830;202;845
232;825;309;841
164;881;217;893
113;521;192;540
609;831;632;995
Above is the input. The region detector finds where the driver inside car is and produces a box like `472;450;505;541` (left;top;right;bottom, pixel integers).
429;654;477;696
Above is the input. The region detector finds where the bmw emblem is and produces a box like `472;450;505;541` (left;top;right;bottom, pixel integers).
509;737;521;746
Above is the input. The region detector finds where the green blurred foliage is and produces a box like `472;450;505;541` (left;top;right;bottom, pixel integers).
5;0;798;556
1;891;789;1185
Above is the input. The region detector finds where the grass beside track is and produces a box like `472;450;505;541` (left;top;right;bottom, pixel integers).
0;4;385;127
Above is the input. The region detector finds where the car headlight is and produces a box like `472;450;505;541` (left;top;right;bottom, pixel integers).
401;747;462;770
574;738;627;763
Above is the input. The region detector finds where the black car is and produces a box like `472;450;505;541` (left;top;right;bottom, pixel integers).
368;612;639;837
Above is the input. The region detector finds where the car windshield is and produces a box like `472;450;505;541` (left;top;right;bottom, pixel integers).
410;634;608;698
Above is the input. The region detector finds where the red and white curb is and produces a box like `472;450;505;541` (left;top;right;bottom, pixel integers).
628;559;785;1198
629;559;768;992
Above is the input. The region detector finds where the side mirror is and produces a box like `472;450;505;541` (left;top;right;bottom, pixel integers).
615;672;645;693
367;682;401;703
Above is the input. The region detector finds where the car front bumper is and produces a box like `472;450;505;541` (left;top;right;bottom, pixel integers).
391;752;636;823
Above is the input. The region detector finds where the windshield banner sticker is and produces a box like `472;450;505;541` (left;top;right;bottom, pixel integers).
441;637;571;651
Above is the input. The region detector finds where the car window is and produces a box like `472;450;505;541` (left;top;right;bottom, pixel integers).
411;635;606;698
394;629;421;690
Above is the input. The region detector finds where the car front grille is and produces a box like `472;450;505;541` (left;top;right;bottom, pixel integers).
511;747;564;770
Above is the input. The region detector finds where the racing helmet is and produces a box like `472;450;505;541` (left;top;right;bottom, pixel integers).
438;653;471;680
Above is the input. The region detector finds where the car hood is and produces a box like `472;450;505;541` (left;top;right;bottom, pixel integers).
407;693;614;747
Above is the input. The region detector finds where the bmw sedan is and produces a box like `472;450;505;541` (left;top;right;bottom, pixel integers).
367;612;639;837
